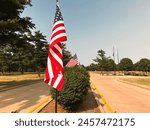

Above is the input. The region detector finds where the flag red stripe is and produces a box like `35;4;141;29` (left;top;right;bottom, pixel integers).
52;23;65;32
51;30;66;40
50;36;67;49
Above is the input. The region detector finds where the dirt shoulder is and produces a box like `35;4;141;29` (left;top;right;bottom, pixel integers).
40;88;101;113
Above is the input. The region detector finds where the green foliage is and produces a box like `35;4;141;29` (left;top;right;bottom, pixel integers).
86;63;98;71
0;1;49;74
0;0;34;46
50;67;90;111
90;49;116;71
118;58;133;71
134;58;150;72
30;31;48;76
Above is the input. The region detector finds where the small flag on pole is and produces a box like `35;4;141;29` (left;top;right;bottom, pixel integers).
66;54;79;67
44;1;67;91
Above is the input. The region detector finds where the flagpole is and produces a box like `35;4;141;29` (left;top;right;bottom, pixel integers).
54;0;59;113
55;89;58;113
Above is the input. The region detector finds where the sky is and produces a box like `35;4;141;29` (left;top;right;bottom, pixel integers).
22;0;150;66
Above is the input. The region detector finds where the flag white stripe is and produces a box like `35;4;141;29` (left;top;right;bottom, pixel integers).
50;33;67;44
50;48;63;67
47;57;54;78
54;44;62;55
53;21;64;27
53;74;63;88
51;26;65;37
48;78;52;86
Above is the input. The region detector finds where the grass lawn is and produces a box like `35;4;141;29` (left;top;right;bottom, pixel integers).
0;74;44;90
0;73;44;82
121;78;150;87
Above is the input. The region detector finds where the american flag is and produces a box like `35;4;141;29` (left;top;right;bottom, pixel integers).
66;54;79;67
44;1;67;91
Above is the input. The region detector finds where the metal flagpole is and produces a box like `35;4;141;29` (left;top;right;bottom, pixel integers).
55;89;58;113
55;0;59;113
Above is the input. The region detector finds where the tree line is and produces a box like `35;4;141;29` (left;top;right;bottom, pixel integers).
0;0;71;75
86;49;150;72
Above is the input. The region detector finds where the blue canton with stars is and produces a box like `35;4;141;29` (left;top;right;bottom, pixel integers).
54;4;64;23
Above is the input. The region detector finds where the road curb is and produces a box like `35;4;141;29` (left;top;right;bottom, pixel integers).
91;81;116;113
20;96;52;113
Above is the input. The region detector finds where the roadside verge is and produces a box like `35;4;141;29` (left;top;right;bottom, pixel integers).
118;79;150;91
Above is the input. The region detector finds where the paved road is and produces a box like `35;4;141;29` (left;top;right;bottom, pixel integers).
0;82;50;113
90;72;150;113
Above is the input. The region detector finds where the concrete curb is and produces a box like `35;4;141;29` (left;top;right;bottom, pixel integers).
20;96;52;113
90;81;116;113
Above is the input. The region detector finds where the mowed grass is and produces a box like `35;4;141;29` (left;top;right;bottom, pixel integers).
0;73;44;82
0;74;44;90
121;78;150;87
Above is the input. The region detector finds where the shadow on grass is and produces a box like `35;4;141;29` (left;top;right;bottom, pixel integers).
0;81;50;113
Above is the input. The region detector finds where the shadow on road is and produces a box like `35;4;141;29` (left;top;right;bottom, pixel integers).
0;81;50;113
0;79;43;92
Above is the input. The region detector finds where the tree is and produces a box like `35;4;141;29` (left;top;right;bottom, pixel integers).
86;63;98;71
106;59;116;71
134;58;150;72
11;44;34;74
30;31;48;77
0;0;35;73
0;44;15;73
0;49;11;74
0;0;34;47
118;58;133;71
93;49;116;71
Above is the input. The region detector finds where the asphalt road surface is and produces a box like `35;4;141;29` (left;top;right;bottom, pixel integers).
0;82;50;113
90;72;150;113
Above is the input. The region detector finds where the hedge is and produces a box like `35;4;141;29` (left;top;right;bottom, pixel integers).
50;67;90;111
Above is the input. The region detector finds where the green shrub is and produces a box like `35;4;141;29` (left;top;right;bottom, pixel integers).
50;67;90;111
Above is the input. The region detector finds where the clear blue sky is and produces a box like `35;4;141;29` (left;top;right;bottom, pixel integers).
23;0;150;66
